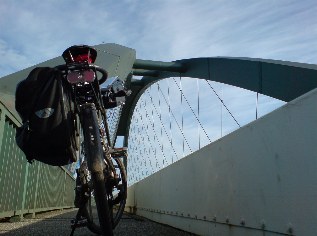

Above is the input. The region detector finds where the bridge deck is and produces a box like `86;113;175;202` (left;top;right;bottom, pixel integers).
0;209;194;236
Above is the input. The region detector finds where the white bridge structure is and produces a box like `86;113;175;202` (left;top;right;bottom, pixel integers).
0;43;316;235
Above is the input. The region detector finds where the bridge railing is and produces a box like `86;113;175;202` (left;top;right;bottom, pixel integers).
0;102;75;219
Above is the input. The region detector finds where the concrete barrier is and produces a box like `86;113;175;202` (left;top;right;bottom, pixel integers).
126;88;317;236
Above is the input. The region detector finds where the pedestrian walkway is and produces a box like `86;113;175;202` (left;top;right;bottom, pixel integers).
0;209;194;235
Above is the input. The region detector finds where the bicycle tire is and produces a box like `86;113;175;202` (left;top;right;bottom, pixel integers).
85;157;127;234
81;103;113;236
110;157;127;228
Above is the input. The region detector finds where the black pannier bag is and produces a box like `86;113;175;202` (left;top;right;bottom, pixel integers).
15;67;78;166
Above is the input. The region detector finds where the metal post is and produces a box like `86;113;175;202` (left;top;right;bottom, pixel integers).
0;106;6;154
20;162;29;219
32;163;41;218
61;169;67;209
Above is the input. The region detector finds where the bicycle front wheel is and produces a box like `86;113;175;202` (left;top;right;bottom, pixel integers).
81;103;113;236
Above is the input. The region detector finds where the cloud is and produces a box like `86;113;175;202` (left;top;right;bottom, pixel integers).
1;0;317;78
1;0;315;185
0;39;34;76
130;0;317;63
0;1;135;77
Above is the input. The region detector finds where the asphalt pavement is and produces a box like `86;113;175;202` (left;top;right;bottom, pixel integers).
0;209;195;236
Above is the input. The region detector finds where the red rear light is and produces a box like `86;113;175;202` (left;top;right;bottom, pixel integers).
73;54;93;63
62;45;97;64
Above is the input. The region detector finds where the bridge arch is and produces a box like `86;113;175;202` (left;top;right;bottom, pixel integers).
117;57;317;146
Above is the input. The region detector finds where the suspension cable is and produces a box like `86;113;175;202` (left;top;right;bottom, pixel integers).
205;80;241;128
132;99;161;173
146;89;179;160
156;82;193;153
206;58;240;128
142;98;170;167
172;77;212;142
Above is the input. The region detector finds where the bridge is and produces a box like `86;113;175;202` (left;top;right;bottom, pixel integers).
0;43;316;235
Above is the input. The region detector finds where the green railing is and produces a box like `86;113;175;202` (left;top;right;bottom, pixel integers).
0;102;75;219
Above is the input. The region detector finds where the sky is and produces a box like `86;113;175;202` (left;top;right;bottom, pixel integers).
1;0;316;180
0;0;317;78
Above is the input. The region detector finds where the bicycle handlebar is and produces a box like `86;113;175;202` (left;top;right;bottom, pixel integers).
94;65;108;84
56;63;108;85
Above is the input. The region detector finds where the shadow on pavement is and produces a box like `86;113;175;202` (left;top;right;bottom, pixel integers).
0;209;195;236
0;209;94;236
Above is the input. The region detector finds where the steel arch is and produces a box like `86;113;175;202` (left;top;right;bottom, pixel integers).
118;57;317;148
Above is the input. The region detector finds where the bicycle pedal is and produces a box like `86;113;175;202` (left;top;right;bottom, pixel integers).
71;218;88;228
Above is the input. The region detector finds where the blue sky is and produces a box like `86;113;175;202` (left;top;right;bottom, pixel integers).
0;0;316;78
1;0;316;179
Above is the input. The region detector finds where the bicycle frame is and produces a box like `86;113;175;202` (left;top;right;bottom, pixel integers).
56;62;127;236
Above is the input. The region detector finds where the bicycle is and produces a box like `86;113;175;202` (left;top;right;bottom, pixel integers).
55;45;129;236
